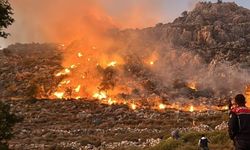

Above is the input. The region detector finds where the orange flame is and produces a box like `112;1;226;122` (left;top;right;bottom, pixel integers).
108;98;116;105
55;68;71;77
130;103;137;110
78;52;83;58
93;91;107;100
189;105;194;112
107;61;117;67
54;92;64;99
74;85;81;93
159;103;166;110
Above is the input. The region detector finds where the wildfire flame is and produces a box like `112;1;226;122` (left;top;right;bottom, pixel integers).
108;98;116;105
159;103;166;110
70;64;77;69
74;85;81;93
54;92;64;99
76;96;81;100
131;103;137;110
93;91;107;100
56;68;71;77
107;61;117;67
48;42;239;112
78;52;83;58
189;105;194;112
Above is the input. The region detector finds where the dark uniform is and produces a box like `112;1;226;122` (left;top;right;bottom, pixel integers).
228;107;250;150
198;137;209;150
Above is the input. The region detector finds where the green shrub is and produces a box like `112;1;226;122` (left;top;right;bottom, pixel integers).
148;131;234;150
149;138;182;150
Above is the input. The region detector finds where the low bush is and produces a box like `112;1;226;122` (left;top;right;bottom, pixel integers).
148;131;234;150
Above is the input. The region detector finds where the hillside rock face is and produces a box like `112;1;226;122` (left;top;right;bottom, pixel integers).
1;2;250;100
118;2;250;65
0;43;62;99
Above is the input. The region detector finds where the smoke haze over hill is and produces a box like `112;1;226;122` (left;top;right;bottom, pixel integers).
0;0;250;47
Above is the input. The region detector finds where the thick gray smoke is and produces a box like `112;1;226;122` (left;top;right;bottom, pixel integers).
152;49;250;97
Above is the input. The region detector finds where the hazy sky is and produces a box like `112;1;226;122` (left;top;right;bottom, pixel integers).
0;0;250;47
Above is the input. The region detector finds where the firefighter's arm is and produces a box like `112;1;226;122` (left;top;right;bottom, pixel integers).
228;111;239;140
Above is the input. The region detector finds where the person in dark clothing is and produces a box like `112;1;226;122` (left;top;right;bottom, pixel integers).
198;134;209;150
171;129;180;140
228;94;250;150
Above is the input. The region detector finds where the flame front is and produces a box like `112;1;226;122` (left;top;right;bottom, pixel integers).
93;91;107;100
54;92;64;99
159;103;166;110
107;61;117;67
131;103;137;110
75;85;81;93
189;105;194;112
46;42;244;112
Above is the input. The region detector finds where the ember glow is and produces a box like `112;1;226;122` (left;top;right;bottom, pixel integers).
55;68;71;77
187;82;197;91
93;91;107;100
78;52;83;58
131;103;137;110
189;105;194;112
159;103;166;110
107;61;117;67
54;92;64;99
74;85;81;93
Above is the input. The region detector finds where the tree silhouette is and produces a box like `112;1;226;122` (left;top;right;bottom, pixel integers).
0;0;14;38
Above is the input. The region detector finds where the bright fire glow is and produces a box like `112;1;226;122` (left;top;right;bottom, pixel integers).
159;103;166;110
150;61;154;65
70;64;76;69
108;98;116;105
78;52;83;57
107;61;117;67
55;68;71;76
189;105;194;112
131;103;137;110
54;92;64;99
93;91;107;100
74;85;81;93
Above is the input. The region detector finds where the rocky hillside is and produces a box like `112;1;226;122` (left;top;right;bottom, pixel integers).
1;2;250;100
118;1;250;65
1;2;248;150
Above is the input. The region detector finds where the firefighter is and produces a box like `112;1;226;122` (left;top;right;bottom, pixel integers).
228;94;250;150
198;134;209;150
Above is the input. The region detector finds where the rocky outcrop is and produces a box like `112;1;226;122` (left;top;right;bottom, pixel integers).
118;2;250;64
